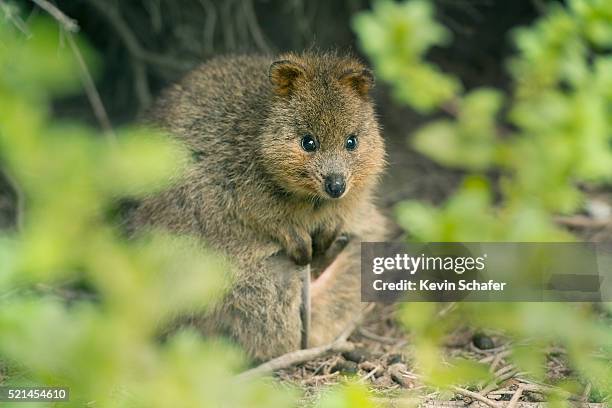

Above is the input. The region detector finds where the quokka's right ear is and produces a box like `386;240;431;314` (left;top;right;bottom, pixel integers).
269;60;306;96
339;68;374;98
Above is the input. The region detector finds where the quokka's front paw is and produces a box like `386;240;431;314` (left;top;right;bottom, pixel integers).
313;224;342;257
289;244;313;266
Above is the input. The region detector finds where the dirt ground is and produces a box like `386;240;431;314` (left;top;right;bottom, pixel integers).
277;300;609;406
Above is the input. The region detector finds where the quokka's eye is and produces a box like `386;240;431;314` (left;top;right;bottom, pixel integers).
345;134;358;151
300;134;318;152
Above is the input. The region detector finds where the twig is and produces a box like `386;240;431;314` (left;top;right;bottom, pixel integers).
486;390;516;396
66;33;116;142
555;215;612;229
517;382;583;401
301;371;339;386
236;303;375;381
479;350;511;363
359;366;381;383
28;0;116;142
1;1;31;36
30;0;78;32
236;336;352;382
453;386;501;408
86;0;191;109
489;351;508;372
437;302;457;318
389;363;416;388
471;343;509;355
357;327;402;345
493;364;516;378
479;367;518;396
86;0;153;109
507;386;524;408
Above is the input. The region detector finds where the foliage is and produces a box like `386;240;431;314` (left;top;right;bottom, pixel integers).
353;0;460;113
355;0;612;401
0;14;304;408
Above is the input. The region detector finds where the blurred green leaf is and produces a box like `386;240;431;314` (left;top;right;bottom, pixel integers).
353;0;461;112
358;0;612;400
317;382;375;408
0;12;296;408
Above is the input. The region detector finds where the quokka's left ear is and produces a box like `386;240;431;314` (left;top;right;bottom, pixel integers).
339;68;374;98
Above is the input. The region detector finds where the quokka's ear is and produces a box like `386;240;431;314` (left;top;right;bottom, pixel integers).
269;60;306;96
339;68;375;98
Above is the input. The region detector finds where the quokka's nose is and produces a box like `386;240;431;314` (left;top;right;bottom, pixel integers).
324;174;346;198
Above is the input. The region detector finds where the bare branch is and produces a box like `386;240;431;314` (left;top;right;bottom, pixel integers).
555;215;612;229
1;1;31;36
30;0;78;32
236;339;354;382
506;386;524;408
28;0;116;142
357;327;403;345
453;386;501;408
66;33;117;143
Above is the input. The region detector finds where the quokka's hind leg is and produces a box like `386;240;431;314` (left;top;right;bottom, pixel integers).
309;210;390;346
207;254;303;362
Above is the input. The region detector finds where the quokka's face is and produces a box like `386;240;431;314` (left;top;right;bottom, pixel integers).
261;55;386;202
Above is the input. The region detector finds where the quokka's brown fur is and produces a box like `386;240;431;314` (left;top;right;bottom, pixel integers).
129;51;390;361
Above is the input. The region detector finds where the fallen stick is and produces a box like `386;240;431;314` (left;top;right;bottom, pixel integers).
479;350;511;364
453;386;501;408
236;303;375;381
488;350;511;373
518;382;585;401
555;215;612;229
358;327;402;345
235;338;354;382
506;386;524;408
479;368;519;396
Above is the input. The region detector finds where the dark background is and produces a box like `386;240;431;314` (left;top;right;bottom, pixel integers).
0;0;543;228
